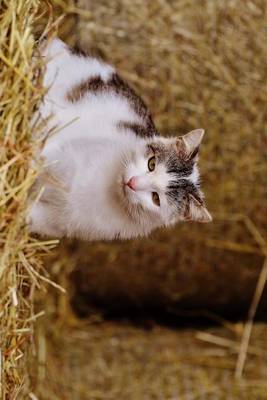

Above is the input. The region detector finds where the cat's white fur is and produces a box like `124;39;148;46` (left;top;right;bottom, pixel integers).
29;38;211;240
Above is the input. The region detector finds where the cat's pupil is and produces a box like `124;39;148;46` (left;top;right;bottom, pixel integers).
148;156;156;171
152;192;160;206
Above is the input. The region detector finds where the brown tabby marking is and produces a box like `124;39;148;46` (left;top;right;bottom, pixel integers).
66;72;158;138
109;74;156;134
66;76;104;102
118;121;155;138
68;44;90;58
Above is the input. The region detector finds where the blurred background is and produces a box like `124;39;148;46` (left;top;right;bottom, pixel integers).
32;0;267;398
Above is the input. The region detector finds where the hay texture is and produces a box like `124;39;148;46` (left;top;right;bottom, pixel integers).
0;1;56;397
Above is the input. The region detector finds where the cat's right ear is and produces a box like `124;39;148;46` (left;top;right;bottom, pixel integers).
176;129;205;159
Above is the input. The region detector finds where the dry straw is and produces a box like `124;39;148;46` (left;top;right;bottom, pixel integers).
0;0;58;397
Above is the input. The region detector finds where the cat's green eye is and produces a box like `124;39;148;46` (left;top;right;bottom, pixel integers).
152;192;160;206
148;156;156;172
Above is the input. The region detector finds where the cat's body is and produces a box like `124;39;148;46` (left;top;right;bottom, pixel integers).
29;38;211;240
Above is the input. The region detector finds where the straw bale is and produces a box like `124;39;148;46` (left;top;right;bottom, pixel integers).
0;1;56;397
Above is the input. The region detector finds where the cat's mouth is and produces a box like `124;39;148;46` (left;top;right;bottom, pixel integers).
118;174;128;197
122;179;131;197
122;181;127;196
119;174;135;201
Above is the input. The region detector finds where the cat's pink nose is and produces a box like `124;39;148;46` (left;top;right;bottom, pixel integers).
126;177;136;191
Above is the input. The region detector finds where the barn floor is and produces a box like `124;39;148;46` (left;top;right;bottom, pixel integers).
31;319;267;400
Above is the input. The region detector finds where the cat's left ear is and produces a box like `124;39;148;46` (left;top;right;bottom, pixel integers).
185;193;212;223
176;129;205;159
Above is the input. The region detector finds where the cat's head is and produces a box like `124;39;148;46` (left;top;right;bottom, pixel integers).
119;129;212;230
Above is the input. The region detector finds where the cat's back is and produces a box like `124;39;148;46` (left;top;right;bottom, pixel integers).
41;38;157;141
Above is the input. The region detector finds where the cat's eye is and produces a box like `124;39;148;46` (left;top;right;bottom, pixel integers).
148;156;156;172
152;192;160;206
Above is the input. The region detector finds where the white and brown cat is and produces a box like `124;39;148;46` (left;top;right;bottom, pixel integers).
29;38;212;240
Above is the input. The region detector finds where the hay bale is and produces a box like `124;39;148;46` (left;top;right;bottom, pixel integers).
0;1;56;397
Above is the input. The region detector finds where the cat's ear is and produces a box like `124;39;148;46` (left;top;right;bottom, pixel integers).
185;193;212;223
176;129;205;159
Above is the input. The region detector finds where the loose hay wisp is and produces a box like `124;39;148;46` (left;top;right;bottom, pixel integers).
0;1;56;397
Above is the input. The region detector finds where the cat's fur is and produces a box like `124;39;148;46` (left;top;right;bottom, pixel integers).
29;38;211;240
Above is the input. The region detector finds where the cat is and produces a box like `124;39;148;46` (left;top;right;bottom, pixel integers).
29;38;212;240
